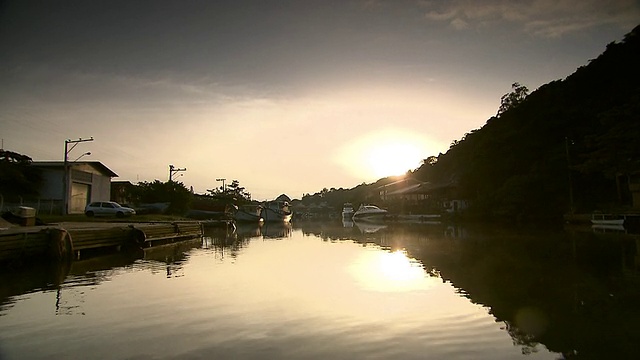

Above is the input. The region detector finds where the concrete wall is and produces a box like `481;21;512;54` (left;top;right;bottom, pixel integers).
91;173;112;202
71;163;111;202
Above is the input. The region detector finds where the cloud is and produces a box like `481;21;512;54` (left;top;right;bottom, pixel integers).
420;0;640;37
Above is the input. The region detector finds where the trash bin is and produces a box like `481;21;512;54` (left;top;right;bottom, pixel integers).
16;206;36;226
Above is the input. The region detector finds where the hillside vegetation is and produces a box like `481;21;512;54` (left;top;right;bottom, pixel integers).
413;24;640;220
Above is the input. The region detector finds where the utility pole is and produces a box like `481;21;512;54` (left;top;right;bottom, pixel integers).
169;164;186;181
63;137;93;215
216;178;226;194
565;137;575;215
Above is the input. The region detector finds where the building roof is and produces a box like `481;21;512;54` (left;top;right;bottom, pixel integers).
386;182;430;196
32;161;119;177
112;180;135;186
385;181;456;196
376;177;422;190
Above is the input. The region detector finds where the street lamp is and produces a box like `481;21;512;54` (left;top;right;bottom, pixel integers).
169;164;186;181
63;137;93;215
216;178;226;193
74;151;91;162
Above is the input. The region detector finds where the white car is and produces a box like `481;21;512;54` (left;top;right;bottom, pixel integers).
85;201;136;217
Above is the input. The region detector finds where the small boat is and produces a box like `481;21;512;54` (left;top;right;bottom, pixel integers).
352;204;388;220
592;223;626;233
233;204;263;222
590;213;626;226
261;195;293;222
341;203;354;219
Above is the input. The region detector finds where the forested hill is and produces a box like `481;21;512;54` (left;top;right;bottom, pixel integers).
413;24;640;220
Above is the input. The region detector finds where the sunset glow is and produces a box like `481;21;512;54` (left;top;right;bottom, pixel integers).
336;129;442;181
351;249;434;292
0;1;633;199
366;141;422;178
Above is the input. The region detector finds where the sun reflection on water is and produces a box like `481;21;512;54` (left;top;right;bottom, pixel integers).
350;249;436;292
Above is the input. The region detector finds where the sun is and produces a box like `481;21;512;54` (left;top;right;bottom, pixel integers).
336;129;441;180
366;140;422;178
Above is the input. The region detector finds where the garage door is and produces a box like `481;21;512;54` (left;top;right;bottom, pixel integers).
70;182;90;214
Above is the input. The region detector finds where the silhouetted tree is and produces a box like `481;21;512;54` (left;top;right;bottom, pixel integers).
0;150;42;199
134;180;192;214
226;179;251;201
497;82;529;116
206;179;251;202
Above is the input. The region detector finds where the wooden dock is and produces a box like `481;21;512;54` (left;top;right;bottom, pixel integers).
0;221;210;265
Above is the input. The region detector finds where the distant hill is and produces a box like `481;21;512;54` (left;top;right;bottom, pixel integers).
412;24;640;220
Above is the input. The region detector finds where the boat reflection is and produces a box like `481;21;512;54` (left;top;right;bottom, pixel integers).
353;220;387;234
260;221;292;239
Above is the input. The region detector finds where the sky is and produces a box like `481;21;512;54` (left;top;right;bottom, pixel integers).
1;0;639;201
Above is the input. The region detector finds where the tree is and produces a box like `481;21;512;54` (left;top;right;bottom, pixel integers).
134;180;192;214
206;179;251;202
423;156;438;166
226;179;251;201
0;150;43;199
497;82;529;116
579;94;640;177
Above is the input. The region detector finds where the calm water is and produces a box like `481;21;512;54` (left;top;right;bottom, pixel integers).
1;220;639;359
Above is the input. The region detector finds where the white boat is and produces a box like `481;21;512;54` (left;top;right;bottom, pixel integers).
352;204;388;220
261;197;293;222
341;203;354;219
590;213;626;226
592;224;626;233
233;204;263;222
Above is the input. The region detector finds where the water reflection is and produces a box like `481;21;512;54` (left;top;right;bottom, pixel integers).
0;221;638;359
201;222;293;261
0;259;71;315
296;221;640;358
350;249;436;292
0;238;203;317
353;220;388;234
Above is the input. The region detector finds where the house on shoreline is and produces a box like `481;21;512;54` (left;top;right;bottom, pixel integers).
376;177;468;214
31;161;118;214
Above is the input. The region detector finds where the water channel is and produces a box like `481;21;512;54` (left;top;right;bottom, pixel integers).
1;220;638;359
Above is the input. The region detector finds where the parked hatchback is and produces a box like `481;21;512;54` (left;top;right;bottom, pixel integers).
85;201;136;217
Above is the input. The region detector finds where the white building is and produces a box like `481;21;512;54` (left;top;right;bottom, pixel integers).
32;161;118;214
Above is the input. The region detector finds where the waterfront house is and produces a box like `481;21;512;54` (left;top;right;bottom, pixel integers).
32;161;118;214
377;177;468;214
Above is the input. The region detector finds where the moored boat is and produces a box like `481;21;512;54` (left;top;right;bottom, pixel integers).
590;213;626;226
352;204;388;220
233;204;263;222
261;195;293;222
341;203;354;219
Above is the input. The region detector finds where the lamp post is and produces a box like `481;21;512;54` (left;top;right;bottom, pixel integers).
74;151;91;162
63;137;93;215
216;178;226;194
169;164;186;181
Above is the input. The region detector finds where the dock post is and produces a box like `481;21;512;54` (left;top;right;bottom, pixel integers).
48;229;73;262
